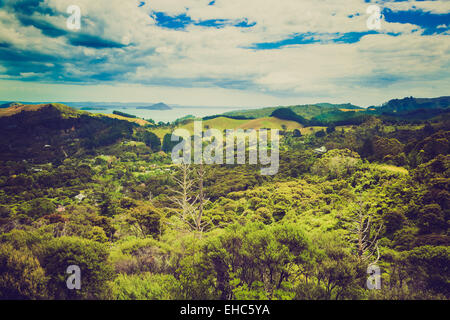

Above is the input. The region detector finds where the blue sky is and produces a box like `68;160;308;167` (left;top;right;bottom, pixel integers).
0;0;448;107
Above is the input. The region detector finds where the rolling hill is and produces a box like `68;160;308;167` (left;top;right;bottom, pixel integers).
0;103;138;162
222;103;363;120
376;96;450;113
0;102;24;109
216;97;449;126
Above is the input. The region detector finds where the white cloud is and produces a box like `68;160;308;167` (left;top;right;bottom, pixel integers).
383;0;450;14
0;0;448;106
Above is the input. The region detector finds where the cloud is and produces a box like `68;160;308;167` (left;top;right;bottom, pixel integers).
0;0;448;106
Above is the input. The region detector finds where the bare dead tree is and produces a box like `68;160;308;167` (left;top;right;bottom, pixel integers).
350;201;382;266
169;163;197;228
168;163;210;234
194;162;210;233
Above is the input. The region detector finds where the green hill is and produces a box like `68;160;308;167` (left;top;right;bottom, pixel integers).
223;103;361;120
0;102;24;109
377;96;450;113
0;103;138;162
221;97;449;126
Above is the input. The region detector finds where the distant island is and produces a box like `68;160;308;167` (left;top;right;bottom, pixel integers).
136;102;171;110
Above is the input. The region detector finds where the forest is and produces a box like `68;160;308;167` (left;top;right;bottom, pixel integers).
0;99;448;300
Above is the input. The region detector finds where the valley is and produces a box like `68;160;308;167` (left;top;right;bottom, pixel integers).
0;96;448;300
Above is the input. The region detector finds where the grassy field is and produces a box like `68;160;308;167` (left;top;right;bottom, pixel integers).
238;117;303;130
150;127;173;139
100;113;150;126
180;116;248;132
149;117;330;139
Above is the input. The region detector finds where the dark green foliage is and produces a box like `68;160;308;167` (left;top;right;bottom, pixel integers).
378;96;450;113
360;138;374;158
38;237;115;299
142;131;161;152
180;222;312;300
418;204;447;234
315;130;326;138
126;203;161;238
326;125;336;134
406;246;450;296
383;210;406;235
0;243;48;300
162;133;179;152
28;198;56;219
271;108;308;125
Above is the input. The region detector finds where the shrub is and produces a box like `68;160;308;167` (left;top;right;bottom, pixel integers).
38;237;115;299
0;243;48;300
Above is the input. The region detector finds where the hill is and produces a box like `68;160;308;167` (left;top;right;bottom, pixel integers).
181;116;304;133
0;103;138;162
0;103;87;118
377;96;450;113
0;102;24;109
219;97;449;126
223;103;361;120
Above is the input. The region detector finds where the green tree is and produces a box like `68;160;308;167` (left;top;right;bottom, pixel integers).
162;133;179;153
326;125;336;134
127;202;162;238
418;204;447;234
38;237;115;299
180;222;313;300
143;131;161;152
0;243;48;300
314;234;364;300
406;245;450;296
315;130;326;138
311;149;362;179
27;198;56;219
293;129;302;138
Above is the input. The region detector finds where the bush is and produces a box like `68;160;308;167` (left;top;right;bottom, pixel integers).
27;198;56;219
315;130;326;138
418;204;447;234
0;243;48;300
112;273;181;300
406;246;450;296
142;131;161;152
180;222;312;300
311;149;362;179
38;237;115;299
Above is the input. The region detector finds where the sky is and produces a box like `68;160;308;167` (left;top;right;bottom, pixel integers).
0;0;449;107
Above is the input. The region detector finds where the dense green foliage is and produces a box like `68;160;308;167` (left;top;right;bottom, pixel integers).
0;101;449;300
271;108;308;125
